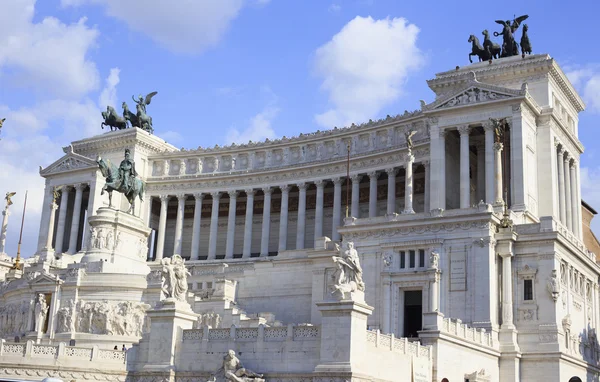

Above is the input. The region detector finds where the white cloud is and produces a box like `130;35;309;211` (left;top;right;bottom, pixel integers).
98;68;121;109
328;4;341;12
62;0;245;54
226;106;279;144
0;0;100;98
313;16;424;128
566;65;600;113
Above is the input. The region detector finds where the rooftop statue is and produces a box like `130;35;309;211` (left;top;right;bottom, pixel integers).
494;15;528;57
101;92;157;134
4;192;16;208
96;148;145;214
467;15;531;63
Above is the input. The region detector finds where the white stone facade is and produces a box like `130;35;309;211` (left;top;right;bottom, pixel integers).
0;54;596;381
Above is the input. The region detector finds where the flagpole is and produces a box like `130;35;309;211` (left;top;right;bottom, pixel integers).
13;190;27;270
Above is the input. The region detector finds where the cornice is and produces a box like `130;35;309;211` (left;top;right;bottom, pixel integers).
68;128;178;158
145;143;430;193
152;112;425;158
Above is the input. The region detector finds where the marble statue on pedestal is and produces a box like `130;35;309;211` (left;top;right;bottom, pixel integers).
160;254;190;302
331;241;365;298
34;293;48;334
208;349;264;382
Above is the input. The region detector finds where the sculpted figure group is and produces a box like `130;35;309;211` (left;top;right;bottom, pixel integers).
468;15;532;63
208;350;264;382
101;92;157;133
331;241;365;299
160;254;190;303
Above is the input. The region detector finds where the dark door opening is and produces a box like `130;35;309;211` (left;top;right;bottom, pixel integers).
403;290;422;338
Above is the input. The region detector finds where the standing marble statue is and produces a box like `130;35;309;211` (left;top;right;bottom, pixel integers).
209;350;264;382
34;293;49;334
0;192;16;254
160;254;190;302
331;241;365;298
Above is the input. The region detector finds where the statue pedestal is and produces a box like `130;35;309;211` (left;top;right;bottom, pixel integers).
81;207;151;275
314;298;373;374
142;299;198;372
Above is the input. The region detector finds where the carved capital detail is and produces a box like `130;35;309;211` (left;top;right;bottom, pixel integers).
159;194;170;203
175;193;186;201
386;168;398;176
279;185;289;193
315;180;325;188
245;189;255;196
332;177;342;185
262;187;272;195
351;174;363;183
193;193;204;201
297;182;307;190
228;191;239;199
211;191;221;199
493;142;504;152
457;125;471;136
368;171;378;179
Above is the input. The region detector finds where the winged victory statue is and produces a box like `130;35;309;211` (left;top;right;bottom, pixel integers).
101;91;158;134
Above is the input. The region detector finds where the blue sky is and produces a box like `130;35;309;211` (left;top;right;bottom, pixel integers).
1;0;600;256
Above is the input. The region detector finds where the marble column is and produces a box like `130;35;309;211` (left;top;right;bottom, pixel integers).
67;183;86;254
570;161;579;237
332;178;342;241
403;153;415;214
0;208;10;254
296;183;307;249
173;194;186;256
429;271;440;312
314;180;324;241
243;189;255;257
423;161;430;213
278;186;289;252
382;277;392;334
208;192;221;259
564;154;572;231
483;122;495;204
43;203;58;252
225;191;238;259
557;147;567;224
190;193;204;260
155;195;169;261
501;253;515;328
439;130;447;210
368;172;378;218
54;186;72;254
459;125;471;209
351;175;361;218
386;168;397;215
476;145;485;203
260;188;272;256
494;142;504;204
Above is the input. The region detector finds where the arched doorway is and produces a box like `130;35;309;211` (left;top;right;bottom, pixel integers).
441;379;449;382
568;377;582;382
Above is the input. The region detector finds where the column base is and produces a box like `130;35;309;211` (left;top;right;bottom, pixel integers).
402;208;415;214
499;327;520;353
39;248;56;261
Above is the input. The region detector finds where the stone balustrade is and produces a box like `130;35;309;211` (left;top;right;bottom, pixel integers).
440;318;496;349
0;339;126;366
366;329;431;359
182;324;320;342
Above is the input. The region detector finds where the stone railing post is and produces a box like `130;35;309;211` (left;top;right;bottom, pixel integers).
26;340;33;357
91;345;99;361
58;342;66;358
0;339;4;356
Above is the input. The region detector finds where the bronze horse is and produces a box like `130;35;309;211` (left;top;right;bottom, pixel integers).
468;35;493;63
96;156;145;214
101;106;128;131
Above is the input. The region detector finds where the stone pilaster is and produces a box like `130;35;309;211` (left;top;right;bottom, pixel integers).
190;193;204;260
351;175;361;218
385;168;397;215
173;193;186;256
278;186;289;252
155;195;169;261
483;121;495;204
54;186;72;254
243;189;254;257
225;191;238;259
368;172;378;218
67;183;86;254
208;192;221;259
403;153;415;214
296;183;307;249
260;187;272;256
458;125;471;209
314;180;324;242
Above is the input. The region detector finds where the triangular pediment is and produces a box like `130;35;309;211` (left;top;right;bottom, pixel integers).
28;272;62;285
39;145;97;176
423;80;525;111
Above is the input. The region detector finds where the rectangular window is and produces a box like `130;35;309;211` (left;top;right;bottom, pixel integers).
419;249;425;268
524;279;533;300
206;282;213;289
400;251;405;268
409;250;415;268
